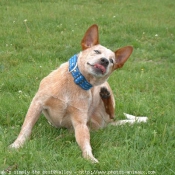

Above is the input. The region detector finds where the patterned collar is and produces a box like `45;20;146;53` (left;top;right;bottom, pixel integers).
69;55;93;90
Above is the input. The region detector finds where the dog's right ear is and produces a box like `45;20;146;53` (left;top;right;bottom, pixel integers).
81;24;99;50
114;46;133;69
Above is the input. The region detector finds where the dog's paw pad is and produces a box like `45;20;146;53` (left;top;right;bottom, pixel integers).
100;87;110;98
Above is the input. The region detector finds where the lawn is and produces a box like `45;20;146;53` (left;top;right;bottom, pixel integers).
0;0;175;174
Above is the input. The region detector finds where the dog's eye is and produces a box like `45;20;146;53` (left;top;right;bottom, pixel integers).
110;59;114;64
94;50;101;54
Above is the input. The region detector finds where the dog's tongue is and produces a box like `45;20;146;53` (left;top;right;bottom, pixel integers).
94;64;106;74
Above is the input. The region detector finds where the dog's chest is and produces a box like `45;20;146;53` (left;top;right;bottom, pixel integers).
40;62;94;127
43;91;92;128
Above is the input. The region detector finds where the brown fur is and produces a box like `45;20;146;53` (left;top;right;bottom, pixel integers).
10;24;133;163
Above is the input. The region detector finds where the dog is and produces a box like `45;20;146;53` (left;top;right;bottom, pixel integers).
10;24;134;163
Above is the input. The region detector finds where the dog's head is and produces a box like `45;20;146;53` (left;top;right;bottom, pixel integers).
78;24;133;86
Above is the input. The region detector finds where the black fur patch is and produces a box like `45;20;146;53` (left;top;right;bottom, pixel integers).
100;87;110;99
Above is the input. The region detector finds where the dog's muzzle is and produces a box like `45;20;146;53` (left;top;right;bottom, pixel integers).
87;57;109;75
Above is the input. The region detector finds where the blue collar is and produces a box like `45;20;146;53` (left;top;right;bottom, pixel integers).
69;55;93;90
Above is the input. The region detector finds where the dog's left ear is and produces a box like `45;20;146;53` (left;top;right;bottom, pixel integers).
81;24;99;50
114;46;133;69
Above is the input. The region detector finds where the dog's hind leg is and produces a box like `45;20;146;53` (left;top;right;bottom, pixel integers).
10;95;42;149
100;87;115;119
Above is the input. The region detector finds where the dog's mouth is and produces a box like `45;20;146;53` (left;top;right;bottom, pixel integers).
87;62;106;74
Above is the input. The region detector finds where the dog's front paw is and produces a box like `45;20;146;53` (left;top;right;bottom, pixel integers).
9;142;22;149
100;87;110;99
9;143;18;149
83;152;99;163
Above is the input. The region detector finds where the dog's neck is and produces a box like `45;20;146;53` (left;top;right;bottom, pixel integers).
69;55;93;90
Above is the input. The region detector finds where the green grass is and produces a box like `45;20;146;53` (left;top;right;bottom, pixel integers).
0;0;175;174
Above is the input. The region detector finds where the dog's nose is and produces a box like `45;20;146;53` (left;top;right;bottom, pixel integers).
100;57;109;67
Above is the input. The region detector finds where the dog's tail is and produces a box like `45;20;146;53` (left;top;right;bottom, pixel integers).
111;113;148;126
